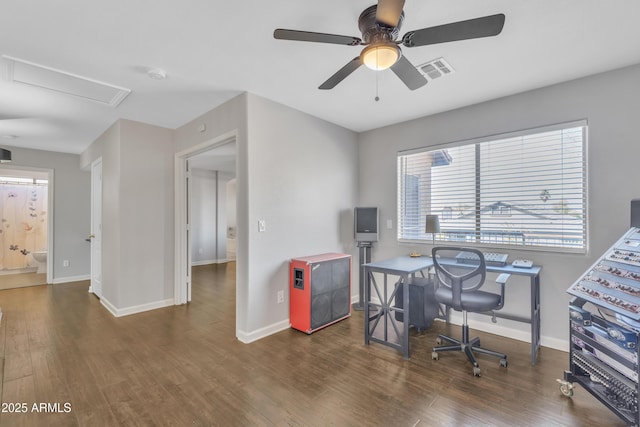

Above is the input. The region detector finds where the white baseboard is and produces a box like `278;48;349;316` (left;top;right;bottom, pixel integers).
100;296;174;318
435;317;569;353
192;259;235;266
354;290;570;353
237;319;291;344
100;297;118;317
52;274;90;284
541;336;570;352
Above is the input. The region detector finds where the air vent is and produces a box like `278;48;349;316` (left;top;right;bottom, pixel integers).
416;57;455;81
1;55;131;107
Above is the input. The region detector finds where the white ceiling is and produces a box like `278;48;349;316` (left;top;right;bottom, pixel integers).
1;1;640;155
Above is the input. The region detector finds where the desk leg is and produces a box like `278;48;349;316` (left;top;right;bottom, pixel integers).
402;275;410;359
364;270;370;345
530;275;541;365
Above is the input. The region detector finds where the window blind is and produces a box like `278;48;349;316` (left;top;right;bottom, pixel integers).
397;122;587;251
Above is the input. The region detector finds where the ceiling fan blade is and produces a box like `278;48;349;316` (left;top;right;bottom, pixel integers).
376;0;405;28
390;55;427;90
402;14;505;47
319;57;363;90
274;29;361;46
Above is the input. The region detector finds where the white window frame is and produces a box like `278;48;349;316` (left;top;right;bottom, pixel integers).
397;120;588;253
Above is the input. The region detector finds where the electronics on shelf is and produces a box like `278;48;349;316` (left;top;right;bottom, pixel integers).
562;227;640;426
567;228;640;321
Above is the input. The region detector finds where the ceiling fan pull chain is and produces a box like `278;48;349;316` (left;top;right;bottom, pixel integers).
375;49;380;102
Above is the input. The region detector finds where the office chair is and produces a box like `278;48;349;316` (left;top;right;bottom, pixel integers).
431;246;510;376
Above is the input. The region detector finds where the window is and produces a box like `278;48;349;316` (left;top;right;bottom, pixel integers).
397;121;587;251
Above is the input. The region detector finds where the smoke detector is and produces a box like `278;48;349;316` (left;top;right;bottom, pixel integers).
416;57;455;81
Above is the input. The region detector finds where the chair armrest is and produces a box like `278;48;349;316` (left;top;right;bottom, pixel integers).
494;273;510;311
496;273;511;285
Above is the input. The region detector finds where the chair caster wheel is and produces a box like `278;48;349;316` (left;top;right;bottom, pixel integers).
499;358;508;368
432;351;439;360
557;379;575;397
436;337;442;345
473;367;481;376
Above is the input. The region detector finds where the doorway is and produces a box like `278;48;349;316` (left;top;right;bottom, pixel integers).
174;131;237;305
0;166;53;290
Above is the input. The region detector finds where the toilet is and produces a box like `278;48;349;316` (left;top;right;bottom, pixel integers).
32;251;47;274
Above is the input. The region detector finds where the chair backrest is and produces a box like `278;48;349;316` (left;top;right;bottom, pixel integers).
432;246;486;311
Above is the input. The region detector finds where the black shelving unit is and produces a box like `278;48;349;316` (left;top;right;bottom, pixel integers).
560;227;640;426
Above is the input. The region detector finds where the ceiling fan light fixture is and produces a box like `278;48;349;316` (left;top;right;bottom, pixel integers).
361;43;400;70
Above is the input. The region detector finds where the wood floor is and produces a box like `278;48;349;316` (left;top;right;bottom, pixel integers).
0;272;46;291
0;263;628;426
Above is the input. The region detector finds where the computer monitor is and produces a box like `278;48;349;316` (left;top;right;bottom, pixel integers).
354;207;378;242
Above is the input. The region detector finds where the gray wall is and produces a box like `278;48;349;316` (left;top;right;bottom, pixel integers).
175;92;359;341
119;120;174;308
2;146;91;282
81;119;174;312
245;93;359;334
358;63;640;350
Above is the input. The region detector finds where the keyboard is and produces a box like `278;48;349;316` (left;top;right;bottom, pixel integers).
455;251;509;267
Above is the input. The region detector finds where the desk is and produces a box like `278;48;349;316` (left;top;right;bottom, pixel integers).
363;256;432;359
363;256;542;364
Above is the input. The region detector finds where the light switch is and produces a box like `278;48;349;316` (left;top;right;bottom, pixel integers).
258;220;266;232
387;219;393;229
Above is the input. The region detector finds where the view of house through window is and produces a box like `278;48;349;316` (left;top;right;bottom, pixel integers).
397;121;587;251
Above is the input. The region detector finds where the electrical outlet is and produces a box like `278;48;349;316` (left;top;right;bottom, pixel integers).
63;260;70;267
277;290;284;304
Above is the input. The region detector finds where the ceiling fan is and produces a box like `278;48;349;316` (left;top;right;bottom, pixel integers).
274;0;505;90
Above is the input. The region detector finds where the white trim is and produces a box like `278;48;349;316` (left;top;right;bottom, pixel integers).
174;130;238;305
100;296;174;317
174;155;188;304
191;259;235;266
436;317;569;353
46;168;54;285
398;119;588;156
541;336;569;352
100;296;118;317
52;274;90;284
89;157;103;297
237;319;291;344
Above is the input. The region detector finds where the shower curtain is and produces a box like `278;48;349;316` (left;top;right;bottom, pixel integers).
0;183;48;270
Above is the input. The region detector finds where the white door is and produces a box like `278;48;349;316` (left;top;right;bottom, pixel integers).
186;159;192;302
90;158;103;297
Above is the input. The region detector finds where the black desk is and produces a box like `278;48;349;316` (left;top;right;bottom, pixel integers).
363;256;542;364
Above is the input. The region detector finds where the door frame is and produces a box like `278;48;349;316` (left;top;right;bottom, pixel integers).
174;130;237;304
89;157;102;297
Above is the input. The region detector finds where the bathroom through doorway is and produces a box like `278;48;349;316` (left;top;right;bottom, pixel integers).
0;166;52;290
